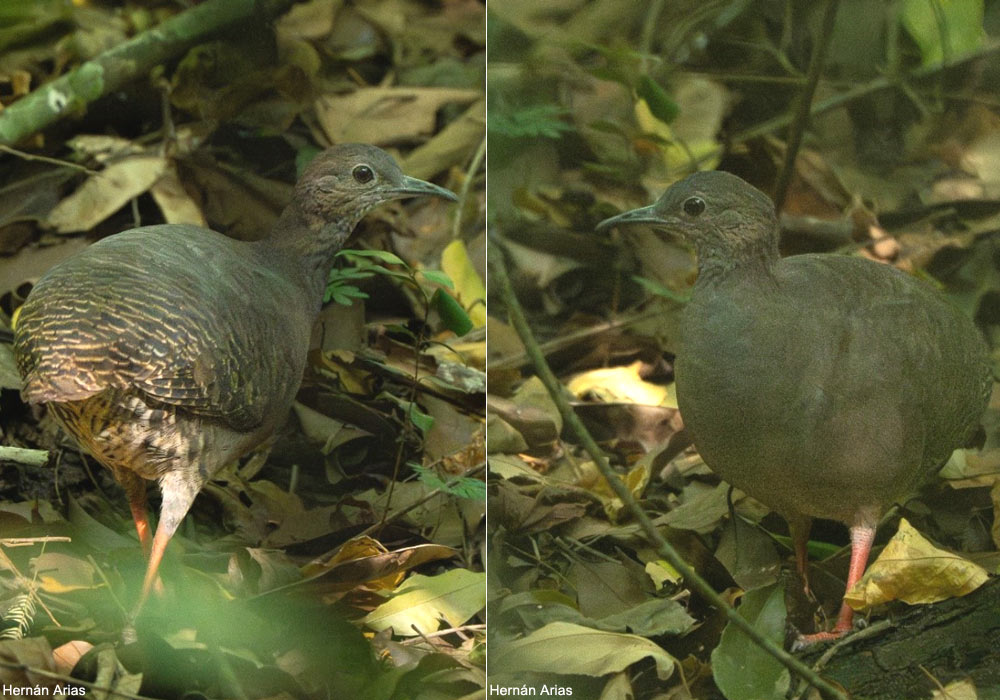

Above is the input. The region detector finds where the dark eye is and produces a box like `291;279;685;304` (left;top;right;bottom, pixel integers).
352;165;374;184
682;196;705;216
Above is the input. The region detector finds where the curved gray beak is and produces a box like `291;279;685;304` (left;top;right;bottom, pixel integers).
393;176;458;202
596;204;666;232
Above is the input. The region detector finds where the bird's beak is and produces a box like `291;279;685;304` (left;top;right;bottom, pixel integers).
393;176;459;202
596;204;666;232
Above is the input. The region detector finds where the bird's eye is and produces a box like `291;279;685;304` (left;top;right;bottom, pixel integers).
682;196;706;216
352;165;375;184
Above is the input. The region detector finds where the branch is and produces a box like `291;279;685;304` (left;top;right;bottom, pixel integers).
0;0;299;146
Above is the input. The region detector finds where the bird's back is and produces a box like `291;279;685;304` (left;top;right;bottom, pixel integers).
14;224;314;476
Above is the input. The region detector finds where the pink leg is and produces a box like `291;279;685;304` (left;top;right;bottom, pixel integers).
797;524;876;645
115;469;152;555
131;526;172;617
129;470;201;621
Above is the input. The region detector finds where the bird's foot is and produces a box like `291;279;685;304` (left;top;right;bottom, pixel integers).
792;616;866;650
792;628;847;650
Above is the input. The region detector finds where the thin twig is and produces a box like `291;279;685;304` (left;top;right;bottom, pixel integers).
400;622;486;644
728;39;1000;161
639;0;666;70
1;537;71;546
773;0;840;210
489;238;848;700
0;144;98;175
452;135;485;241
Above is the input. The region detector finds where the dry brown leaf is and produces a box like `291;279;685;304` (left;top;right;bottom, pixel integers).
303;537;458;594
403;99;485;180
314;87;480;145
46;155;167;233
31;552;98;593
149;165;206;226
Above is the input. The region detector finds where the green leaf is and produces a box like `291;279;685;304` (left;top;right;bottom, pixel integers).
631;275;690;303
431;289;473;336
901;0;984;67
636;74;679;124
407;404;434;436
493;621;676;681
327;286;369;306
336;249;408;267
711;583;789;700
362;264;413;282
363;569;486;635
410;463;485;500
329;268;376;282
420;269;455;289
489;103;572;140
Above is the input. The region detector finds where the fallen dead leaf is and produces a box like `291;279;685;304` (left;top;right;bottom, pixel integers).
46;155;167;233
315;87;480;145
845;518;988;610
567;360;675;407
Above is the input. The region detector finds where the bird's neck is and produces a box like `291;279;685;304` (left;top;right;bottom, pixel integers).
693;230;780;289
258;202;359;307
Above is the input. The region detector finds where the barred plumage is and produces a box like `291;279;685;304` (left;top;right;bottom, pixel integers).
13;144;456;621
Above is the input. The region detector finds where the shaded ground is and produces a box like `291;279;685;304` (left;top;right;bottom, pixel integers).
0;1;486;698
487;2;1000;699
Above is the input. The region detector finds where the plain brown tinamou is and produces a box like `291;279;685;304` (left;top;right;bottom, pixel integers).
598;170;991;643
14;144;456;620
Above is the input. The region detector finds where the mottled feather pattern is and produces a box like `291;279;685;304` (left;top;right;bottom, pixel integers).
15;225;313;432
10;145;457;615
48;390;264;484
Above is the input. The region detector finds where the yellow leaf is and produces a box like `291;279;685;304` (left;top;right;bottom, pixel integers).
634;99;721;174
566;360;675;407
362;569;485;635
845;518;988;610
34;553;99;593
584;460;650;522
440;239;486;328
645;560;681;590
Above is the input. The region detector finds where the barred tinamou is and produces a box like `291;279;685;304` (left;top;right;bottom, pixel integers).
598;171;991;644
14;144;456;619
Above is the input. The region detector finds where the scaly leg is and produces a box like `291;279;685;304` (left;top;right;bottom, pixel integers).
114;468;152;556
796;524;876;645
129;469;202;621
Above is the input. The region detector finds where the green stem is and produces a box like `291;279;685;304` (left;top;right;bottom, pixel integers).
0;0;298;145
774;0;841;210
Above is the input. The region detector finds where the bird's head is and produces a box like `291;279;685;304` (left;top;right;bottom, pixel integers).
296;143;457;228
597;171;779;274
